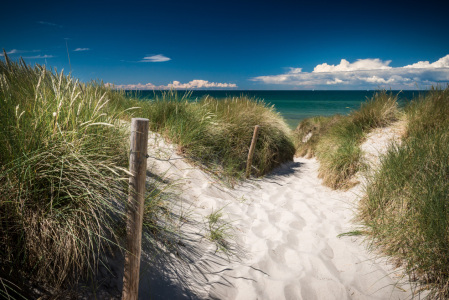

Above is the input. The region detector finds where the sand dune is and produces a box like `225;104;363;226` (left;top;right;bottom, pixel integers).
138;127;416;300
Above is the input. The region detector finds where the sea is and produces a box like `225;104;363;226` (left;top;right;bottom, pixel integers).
130;90;424;129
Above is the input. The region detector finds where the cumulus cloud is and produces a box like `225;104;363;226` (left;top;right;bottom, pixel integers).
167;80;237;89
404;55;449;69
313;58;392;72
140;54;171;62
252;55;449;89
105;80;237;90
74;48;90;51
105;82;158;90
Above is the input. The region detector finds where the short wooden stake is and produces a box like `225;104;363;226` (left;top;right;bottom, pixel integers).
246;125;260;178
122;118;149;300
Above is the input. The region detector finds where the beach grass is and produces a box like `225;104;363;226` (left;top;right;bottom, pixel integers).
0;55;193;298
295;90;399;189
140;92;295;181
0;54;132;295
205;207;234;254
358;87;449;298
293;115;342;158
315;118;365;189
296;87;449;296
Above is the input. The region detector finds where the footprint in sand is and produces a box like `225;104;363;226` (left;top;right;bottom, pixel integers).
251;221;283;240
268;210;296;225
284;283;302;300
286;232;300;247
320;243;335;260
288;219;306;231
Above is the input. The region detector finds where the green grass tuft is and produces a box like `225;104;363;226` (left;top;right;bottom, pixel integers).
205;208;234;254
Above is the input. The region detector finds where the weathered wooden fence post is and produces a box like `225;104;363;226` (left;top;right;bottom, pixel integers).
246;125;260;178
122;118;149;300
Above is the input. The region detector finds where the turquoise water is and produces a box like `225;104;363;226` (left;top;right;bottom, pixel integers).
132;90;424;129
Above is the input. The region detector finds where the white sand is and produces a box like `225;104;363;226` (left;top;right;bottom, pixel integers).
138;129;415;299
360;120;406;169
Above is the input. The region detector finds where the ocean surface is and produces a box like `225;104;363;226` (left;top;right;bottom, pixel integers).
131;90;424;129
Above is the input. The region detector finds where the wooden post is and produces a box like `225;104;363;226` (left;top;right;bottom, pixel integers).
122;118;149;300
246;125;260;178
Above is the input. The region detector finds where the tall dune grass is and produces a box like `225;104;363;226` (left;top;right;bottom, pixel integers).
358;87;449;298
296;87;449;296
315;118;365;189
293;115;342;158
0;54;130;293
141;92;295;180
294;91;399;189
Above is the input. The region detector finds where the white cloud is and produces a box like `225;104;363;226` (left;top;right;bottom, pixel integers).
74;48;90;52
38;21;62;28
252;55;449;89
105;80;237;90
140;54;171;62
363;75;395;84
313;58;392;72
167;80;237;89
105;82;158;89
0;49;18;56
404;55;449;69
22;55;54;59
289;68;303;74
1;49;43;57
326;78;344;85
0;49;34;56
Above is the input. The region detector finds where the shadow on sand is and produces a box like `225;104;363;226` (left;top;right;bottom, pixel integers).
75;170;247;299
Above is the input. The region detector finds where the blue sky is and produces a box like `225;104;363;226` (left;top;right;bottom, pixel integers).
1;0;449;90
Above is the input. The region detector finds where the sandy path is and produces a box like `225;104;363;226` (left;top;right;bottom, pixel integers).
206;158;410;299
142;132;414;300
